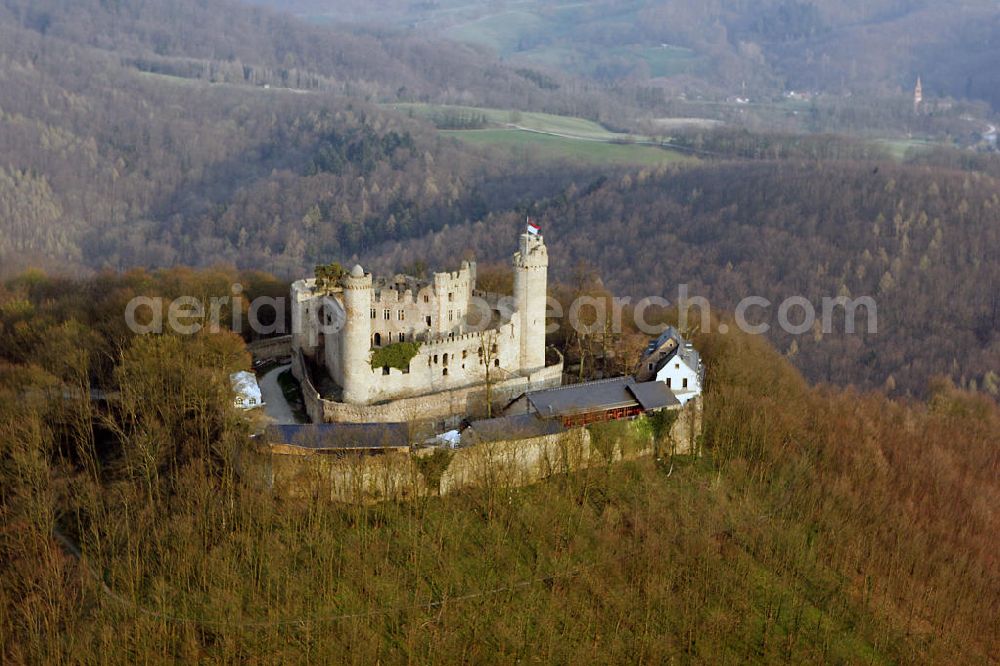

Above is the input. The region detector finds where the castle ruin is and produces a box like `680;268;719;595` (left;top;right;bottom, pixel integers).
290;231;563;424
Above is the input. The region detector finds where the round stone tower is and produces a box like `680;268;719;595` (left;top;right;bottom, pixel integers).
513;231;548;373
340;264;373;405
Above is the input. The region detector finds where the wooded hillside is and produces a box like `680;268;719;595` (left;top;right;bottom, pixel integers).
366;159;1000;396
1;269;996;662
0;0;625;275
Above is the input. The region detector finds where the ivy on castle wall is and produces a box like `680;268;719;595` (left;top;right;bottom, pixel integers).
370;342;422;372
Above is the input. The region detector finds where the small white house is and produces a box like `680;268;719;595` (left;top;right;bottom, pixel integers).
653;346;702;405
637;327;703;405
230;371;263;410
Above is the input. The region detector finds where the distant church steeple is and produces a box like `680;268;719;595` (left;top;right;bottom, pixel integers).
914;76;923;113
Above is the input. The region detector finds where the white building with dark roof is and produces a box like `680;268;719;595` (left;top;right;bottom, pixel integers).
635;327;704;405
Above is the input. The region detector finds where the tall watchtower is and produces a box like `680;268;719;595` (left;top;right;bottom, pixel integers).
340;264;373;404
513;230;548;373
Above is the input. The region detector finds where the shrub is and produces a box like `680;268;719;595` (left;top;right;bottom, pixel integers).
370;341;421;371
314;262;345;290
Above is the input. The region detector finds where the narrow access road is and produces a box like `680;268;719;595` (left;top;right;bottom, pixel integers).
258;363;296;424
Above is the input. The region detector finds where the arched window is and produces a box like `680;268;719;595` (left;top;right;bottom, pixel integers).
442;353;449;366
443;368;449;376
373;332;381;347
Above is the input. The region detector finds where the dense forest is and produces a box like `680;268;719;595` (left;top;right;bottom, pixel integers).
366;159;1000;396
0;0;642;277
258;0;1000;111
1;0;997;396
0;0;611;111
1;269;996;662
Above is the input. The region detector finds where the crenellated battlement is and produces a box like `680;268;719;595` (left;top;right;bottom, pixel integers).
372;288;417;305
417;317;519;352
291;233;547;409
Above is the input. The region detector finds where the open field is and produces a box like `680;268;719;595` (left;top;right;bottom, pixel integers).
390;102;689;164
440;128;689;165
437;3;705;80
611;44;705;78
874;138;940;160
446;9;549;53
388;102;633;140
650;117;725;131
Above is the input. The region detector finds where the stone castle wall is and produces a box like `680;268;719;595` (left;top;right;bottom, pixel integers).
267;448;426;503
439;429;593;494
292;263;477;357
356;317;523;405
258;398;702;503
667;394;703;456
293;348;564;427
247;335;293;362
368;261;475;343
291;234;548;408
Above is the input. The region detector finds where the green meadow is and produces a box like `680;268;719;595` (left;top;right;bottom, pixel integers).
440;128;688;165
390;102;688;165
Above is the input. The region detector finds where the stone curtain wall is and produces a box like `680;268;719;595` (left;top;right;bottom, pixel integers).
247;335;293;362
269;450;427;503
293;350;326;424
258;397;702;503
439;429;594;495
321;360;563;426
292;347;563;426
667;395;702;456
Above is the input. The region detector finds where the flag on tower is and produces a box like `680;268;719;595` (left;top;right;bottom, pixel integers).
526;217;541;235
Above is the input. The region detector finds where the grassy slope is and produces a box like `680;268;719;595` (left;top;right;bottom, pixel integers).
391;102;689;165
446;9;549;53
441;128;687;165
874;138;940;160
390;102;632;140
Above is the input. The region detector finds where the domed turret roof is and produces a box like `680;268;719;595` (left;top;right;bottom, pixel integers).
350;264;364;278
